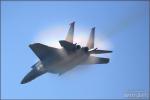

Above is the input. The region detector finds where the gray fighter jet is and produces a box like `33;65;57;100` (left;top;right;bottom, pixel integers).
21;22;112;84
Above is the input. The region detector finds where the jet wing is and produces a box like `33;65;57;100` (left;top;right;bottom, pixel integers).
83;56;109;64
29;43;61;61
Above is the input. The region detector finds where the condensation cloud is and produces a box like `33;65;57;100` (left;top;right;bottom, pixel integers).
33;25;112;50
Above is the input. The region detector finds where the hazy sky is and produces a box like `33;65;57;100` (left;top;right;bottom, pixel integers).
1;1;149;99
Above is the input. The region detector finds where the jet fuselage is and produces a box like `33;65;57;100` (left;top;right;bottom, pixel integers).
21;22;112;84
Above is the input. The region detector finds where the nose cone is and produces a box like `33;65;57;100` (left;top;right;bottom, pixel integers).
21;73;32;84
21;71;34;84
21;68;46;84
21;77;29;84
21;81;25;84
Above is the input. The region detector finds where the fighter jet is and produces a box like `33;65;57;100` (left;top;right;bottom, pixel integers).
21;22;112;84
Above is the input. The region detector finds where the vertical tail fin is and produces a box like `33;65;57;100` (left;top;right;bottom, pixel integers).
65;21;75;43
86;27;95;49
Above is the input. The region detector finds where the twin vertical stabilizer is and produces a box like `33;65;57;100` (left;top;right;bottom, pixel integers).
65;22;95;50
65;22;75;43
86;27;95;49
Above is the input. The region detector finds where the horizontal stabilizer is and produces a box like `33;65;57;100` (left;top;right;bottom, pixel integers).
89;49;112;54
83;56;109;64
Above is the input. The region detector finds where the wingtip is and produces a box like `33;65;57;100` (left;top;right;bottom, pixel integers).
20;80;26;84
29;43;42;47
108;50;113;53
29;44;32;47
